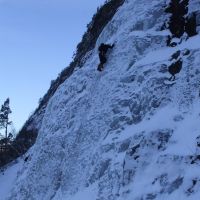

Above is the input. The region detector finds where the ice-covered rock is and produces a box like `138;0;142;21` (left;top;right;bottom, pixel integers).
2;0;200;199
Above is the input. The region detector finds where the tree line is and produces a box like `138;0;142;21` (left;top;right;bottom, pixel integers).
0;98;14;152
0;98;37;168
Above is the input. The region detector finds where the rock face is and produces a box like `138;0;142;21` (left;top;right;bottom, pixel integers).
5;0;200;199
0;0;125;169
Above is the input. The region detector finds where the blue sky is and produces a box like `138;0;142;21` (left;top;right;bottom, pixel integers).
0;0;105;131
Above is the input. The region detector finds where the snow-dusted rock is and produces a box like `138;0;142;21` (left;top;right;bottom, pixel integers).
2;0;200;199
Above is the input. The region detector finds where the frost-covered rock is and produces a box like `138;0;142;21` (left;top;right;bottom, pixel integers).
2;0;200;199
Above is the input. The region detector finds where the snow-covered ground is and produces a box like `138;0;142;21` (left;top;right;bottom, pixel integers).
0;159;23;200
1;0;200;199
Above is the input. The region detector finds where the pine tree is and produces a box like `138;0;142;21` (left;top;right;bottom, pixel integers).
0;98;12;142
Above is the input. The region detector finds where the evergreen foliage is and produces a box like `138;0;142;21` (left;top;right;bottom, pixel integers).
165;0;197;38
0;98;12;143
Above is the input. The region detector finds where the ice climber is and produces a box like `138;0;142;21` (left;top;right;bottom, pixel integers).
97;43;114;71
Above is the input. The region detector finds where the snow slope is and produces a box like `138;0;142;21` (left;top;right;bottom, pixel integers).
0;159;23;200
2;0;200;199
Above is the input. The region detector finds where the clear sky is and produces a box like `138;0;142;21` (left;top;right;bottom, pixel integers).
0;0;105;131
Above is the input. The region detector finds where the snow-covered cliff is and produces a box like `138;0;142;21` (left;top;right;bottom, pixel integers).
2;0;200;199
